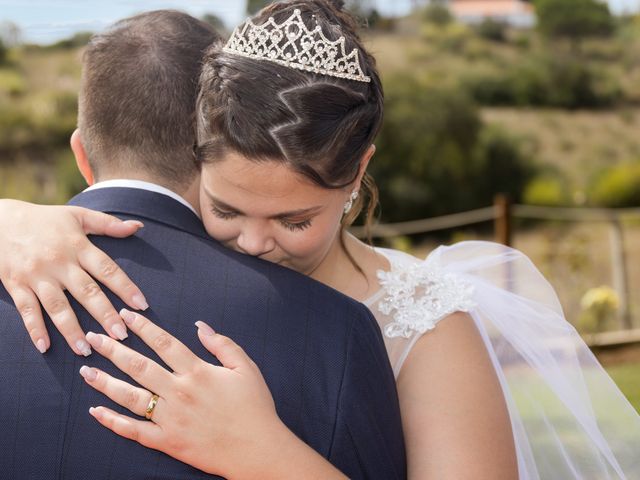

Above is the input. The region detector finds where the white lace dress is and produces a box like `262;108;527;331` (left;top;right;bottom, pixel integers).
364;241;640;480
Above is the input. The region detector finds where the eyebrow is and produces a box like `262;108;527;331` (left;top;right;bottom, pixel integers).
205;190;324;219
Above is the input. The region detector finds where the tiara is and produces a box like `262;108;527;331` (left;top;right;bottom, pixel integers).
223;9;371;83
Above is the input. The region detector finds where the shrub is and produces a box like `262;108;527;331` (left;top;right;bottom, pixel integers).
589;163;640;207
422;22;472;53
460;53;621;108
512;32;531;50
55;150;86;202
0;90;77;157
48;32;93;50
535;0;616;42
422;1;453;27
0;103;36;155
0;38;6;65
373;75;481;221
372;74;535;222
474;126;536;204
577;285;620;333
0;69;25;97
35;92;78;148
475;19;507;43
523;175;571;206
462;60;549;106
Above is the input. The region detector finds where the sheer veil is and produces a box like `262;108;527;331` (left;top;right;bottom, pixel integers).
369;241;640;479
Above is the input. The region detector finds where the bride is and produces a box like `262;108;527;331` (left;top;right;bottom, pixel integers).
2;1;640;478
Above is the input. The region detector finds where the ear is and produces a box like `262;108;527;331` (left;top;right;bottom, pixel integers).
353;144;376;192
71;129;95;186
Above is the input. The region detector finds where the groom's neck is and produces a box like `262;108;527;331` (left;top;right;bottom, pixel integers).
93;171;201;216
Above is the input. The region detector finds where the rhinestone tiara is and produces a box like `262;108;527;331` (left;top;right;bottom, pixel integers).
223;9;371;83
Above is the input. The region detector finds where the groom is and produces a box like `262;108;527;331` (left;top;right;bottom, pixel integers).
0;10;405;480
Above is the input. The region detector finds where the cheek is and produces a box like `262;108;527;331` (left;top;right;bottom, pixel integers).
277;231;323;257
277;215;341;259
201;211;239;244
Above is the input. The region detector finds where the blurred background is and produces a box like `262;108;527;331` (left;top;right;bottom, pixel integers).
0;0;639;408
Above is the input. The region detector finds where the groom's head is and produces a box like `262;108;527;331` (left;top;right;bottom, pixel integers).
71;10;220;195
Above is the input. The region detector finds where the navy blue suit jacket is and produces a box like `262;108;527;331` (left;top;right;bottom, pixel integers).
0;187;406;480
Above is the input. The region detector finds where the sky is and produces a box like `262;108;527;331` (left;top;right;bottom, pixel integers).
1;0;639;45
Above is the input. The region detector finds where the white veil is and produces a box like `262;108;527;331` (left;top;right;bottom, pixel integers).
372;241;640;479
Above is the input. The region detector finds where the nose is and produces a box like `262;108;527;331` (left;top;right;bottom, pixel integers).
236;222;276;257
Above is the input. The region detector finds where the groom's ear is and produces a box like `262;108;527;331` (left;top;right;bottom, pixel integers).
71;129;95;186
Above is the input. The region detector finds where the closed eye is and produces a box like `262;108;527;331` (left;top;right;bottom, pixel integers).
279;218;312;232
210;205;238;220
211;202;313;231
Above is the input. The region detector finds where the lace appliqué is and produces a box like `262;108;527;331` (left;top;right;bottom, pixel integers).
377;262;477;339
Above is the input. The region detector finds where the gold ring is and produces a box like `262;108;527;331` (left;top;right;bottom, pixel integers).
145;393;160;420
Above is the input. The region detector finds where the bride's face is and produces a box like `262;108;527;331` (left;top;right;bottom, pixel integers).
198;152;350;275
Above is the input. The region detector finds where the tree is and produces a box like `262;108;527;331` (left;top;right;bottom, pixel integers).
0;21;21;54
372;76;483;220
535;0;615;42
371;73;536;222
475;18;507;42
422;0;453;27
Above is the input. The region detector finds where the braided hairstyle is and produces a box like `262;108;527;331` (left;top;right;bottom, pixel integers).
196;0;382;236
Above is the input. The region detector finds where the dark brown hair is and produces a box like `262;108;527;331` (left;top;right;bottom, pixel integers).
196;0;382;235
79;10;220;190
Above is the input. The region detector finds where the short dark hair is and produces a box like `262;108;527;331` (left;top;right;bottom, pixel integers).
79;10;220;189
196;0;383;232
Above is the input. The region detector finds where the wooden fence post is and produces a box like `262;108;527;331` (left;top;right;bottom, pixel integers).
609;217;632;330
494;194;512;247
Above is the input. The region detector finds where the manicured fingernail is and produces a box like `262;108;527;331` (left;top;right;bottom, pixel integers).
89;407;102;419
36;338;48;354
124;220;144;228
76;339;92;357
120;308;136;326
132;294;149;311
85;332;102;349
112;323;128;341
195;321;215;336
79;365;97;382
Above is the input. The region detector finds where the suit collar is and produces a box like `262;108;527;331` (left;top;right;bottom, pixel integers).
68;187;209;240
83;179;197;215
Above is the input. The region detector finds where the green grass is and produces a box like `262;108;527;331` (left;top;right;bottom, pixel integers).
606;361;640;412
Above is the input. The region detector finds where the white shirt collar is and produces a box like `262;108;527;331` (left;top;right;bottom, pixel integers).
84;179;198;216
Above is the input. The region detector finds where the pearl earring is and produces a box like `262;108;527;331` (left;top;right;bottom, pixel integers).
343;190;359;215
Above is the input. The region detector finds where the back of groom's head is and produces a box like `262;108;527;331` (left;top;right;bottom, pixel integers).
77;10;220;190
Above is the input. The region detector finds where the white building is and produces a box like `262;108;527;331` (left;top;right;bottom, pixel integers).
449;0;536;28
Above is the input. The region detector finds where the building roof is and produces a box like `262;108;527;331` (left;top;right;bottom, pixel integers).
450;0;535;17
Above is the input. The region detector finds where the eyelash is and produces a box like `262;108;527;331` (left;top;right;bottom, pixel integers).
210;206;237;220
210;206;313;232
280;219;312;232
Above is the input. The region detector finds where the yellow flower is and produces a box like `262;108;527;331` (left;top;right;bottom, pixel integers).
580;286;620;312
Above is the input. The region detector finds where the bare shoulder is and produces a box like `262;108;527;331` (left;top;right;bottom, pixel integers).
397;312;518;479
400;312;487;370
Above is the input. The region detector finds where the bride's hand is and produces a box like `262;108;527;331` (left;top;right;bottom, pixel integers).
0;199;148;355
80;310;290;479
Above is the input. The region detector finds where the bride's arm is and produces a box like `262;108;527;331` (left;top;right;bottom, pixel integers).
397;312;518;479
0;199;147;355
81;310;348;479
